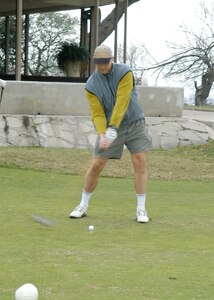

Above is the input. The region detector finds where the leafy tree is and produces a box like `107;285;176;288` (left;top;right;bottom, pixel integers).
0;12;79;76
144;0;214;106
27;12;79;76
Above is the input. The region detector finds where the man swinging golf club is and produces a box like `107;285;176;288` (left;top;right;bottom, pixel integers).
69;45;152;223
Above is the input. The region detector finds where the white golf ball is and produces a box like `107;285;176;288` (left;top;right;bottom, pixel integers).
15;283;39;300
88;225;94;232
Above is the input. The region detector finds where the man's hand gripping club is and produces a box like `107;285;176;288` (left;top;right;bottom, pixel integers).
99;126;117;150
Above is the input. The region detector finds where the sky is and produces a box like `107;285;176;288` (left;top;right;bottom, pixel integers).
102;0;202;55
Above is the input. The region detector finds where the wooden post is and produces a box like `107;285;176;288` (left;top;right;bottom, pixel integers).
16;0;23;81
123;0;128;64
90;0;99;74
24;14;29;76
114;0;119;62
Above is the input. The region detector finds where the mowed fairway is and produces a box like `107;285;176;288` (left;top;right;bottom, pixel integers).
0;164;214;299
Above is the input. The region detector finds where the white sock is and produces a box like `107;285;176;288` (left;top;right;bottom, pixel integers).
79;190;92;208
137;193;146;211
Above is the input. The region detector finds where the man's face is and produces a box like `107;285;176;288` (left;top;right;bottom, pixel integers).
95;60;113;75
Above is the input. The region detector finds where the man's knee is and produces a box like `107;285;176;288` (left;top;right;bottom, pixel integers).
90;158;107;173
133;152;146;163
132;152;146;171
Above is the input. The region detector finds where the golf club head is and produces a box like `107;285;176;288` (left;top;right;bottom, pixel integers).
31;214;56;227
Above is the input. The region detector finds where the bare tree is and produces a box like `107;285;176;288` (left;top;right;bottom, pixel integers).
144;1;214;106
117;42;147;84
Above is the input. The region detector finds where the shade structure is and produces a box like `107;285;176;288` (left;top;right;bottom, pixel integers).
0;0;129;80
0;0;115;16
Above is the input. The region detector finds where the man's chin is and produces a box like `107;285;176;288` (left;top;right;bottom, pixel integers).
99;71;108;75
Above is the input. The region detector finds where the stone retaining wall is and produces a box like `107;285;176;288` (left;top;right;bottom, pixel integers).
1;115;213;149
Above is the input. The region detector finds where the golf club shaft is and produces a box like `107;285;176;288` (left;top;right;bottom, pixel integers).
0;87;4;107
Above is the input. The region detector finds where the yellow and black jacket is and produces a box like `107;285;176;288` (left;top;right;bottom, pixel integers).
85;63;144;134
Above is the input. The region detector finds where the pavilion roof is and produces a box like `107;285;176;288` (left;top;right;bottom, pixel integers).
0;0;115;16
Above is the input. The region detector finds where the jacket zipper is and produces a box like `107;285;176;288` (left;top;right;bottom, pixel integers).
106;76;115;104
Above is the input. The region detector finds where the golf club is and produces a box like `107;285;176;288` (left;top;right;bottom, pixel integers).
31;214;56;227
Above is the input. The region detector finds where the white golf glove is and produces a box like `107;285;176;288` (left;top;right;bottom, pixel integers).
0;79;6;88
105;126;117;142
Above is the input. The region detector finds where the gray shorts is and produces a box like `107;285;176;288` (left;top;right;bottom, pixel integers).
94;119;153;159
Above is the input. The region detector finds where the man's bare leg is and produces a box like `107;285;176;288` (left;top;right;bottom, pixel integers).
69;157;107;218
131;151;148;194
84;157;108;192
131;151;149;223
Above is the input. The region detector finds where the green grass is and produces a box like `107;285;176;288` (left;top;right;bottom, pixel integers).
0;142;214;299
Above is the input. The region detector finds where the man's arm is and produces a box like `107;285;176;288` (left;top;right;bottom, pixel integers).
109;71;134;128
86;90;117;149
86;91;107;134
